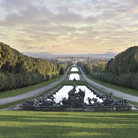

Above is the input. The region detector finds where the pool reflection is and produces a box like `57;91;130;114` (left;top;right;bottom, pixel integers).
53;85;103;104
70;67;79;72
68;73;81;81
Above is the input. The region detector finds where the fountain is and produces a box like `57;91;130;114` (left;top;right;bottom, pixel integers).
70;67;79;72
20;84;132;111
67;73;82;81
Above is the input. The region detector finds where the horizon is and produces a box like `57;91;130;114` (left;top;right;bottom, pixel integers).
23;51;117;55
0;0;138;54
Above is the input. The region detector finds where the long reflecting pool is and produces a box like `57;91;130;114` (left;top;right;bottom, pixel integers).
68;73;81;81
53;85;103;104
70;67;79;72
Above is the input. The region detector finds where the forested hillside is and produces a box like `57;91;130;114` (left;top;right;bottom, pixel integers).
0;42;68;92
78;46;138;90
105;46;138;75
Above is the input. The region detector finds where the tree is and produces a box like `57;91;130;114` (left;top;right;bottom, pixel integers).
0;42;69;91
84;63;93;74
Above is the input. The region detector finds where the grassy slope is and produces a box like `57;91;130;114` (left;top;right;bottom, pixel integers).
0;111;137;138
0;75;62;98
87;75;138;96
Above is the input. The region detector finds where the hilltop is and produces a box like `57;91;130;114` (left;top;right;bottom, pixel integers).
0;42;68;91
105;46;138;75
80;46;138;90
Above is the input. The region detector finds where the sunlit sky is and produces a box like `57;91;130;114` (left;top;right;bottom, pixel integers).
0;0;138;55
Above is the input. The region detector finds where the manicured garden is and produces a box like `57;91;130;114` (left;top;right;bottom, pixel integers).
0;111;137;138
0;66;138;138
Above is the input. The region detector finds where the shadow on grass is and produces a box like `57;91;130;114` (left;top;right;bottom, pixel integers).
0;114;138;124
0;126;112;138
0;111;138;138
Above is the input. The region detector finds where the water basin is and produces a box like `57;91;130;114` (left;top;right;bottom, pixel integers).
70;67;79;72
53;85;103;104
68;73;81;81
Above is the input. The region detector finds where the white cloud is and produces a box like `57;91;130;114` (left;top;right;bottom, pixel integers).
27;46;37;49
0;0;138;54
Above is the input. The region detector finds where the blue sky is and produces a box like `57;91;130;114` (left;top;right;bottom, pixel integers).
0;0;138;54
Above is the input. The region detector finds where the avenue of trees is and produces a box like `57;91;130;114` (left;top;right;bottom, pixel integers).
0;42;69;92
78;46;138;90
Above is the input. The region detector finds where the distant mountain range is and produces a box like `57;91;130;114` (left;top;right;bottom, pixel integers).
57;52;117;58
23;52;117;59
23;52;52;58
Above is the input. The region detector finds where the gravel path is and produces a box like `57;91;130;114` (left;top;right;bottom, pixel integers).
0;69;69;106
81;72;138;102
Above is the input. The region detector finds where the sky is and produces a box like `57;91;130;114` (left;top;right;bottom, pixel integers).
0;0;138;55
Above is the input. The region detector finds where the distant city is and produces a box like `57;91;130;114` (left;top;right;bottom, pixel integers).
23;52;117;62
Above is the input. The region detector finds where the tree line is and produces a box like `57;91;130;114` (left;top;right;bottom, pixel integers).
77;46;138;90
0;42;69;92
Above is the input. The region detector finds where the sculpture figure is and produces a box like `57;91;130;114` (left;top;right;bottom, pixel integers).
77;89;85;102
73;78;77;81
61;85;86;107
22;99;34;106
21;84;131;111
102;92;114;106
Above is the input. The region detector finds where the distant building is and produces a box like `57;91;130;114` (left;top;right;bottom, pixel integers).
55;57;96;63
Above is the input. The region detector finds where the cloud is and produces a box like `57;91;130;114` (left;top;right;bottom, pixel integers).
0;5;52;27
27;46;47;50
87;0;99;4
107;48;114;52
40;47;45;49
53;12;83;24
84;16;98;23
0;0;38;21
56;6;70;13
27;46;37;49
52;45;59;48
0;0;138;54
0;3;84;27
122;0;138;5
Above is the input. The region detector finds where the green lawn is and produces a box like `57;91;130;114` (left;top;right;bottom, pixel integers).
61;80;88;85
87;75;138;96
0;111;137;138
68;71;81;74
0;75;62;98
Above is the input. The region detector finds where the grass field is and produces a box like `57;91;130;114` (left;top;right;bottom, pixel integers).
0;111;137;138
68;71;81;74
61;80;88;85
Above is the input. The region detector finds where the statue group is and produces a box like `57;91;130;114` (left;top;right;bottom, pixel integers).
62;84;85;107
21;84;130;110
